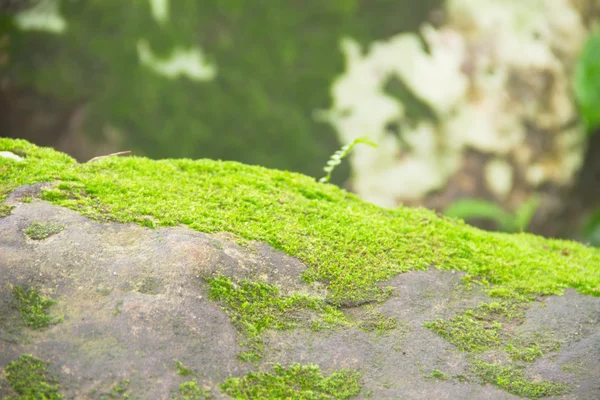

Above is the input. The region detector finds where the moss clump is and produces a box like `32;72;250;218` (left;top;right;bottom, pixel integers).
24;221;64;240
357;310;398;334
472;360;569;398
425;297;531;352
426;297;569;396
206;275;346;361
12;286;58;329
4;354;62;400
172;362;213;399
136;276;162;295
177;380;212;400
101;379;131;399
0;140;75;204
175;360;194;377
425;369;449;380
220;363;362;400
506;334;561;362
426;314;502;352
112;300;123;316
0;203;14;217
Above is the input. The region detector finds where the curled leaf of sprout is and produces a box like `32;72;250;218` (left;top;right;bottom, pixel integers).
319;136;378;183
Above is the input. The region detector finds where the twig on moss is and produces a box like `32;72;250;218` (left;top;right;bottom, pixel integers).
87;151;132;163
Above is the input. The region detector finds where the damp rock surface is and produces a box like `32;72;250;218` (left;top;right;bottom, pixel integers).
0;200;598;399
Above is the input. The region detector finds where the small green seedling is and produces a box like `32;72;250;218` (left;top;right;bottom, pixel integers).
320;136;377;183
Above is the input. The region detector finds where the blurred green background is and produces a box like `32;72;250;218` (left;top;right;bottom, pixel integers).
0;0;440;184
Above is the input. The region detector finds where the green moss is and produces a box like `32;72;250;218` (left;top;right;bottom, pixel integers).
206;275;346;361
1;139;599;396
357;310;398;334
113;379;130;395
4;354;62;400
0;140;599;397
425;369;449;380
424;299;528;353
237;351;262;363
2;139;600;386
0;203;14;217
0;140;76;204
506;342;543;362
24;221;64;240
561;360;587;376
425;297;561;362
3;139;599;306
174;360;194;377
472;360;569;398
113;300;123;316
426;298;569;396
171;361;212;400
96;287;112;296
12;286;58;329
137;276;162;295
220;363;362;400
101;379;131;399
425;314;503;353
177;380;212;400
469;297;529;321
506;334;561;362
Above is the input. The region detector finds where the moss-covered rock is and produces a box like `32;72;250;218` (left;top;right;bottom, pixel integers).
0;139;599;399
2;138;598;303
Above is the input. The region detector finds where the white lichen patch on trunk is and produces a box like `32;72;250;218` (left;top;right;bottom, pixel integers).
14;0;66;34
319;0;587;209
137;39;217;81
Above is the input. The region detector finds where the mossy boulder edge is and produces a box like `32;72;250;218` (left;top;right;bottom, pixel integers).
1;139;599;399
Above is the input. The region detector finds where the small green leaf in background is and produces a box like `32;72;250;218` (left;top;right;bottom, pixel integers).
575;31;600;134
444;197;539;233
514;195;540;231
583;208;600;247
444;199;516;232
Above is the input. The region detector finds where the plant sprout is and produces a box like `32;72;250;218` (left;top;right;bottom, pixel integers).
320;136;377;183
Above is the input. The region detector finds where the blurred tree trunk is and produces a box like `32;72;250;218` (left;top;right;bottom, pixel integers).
324;0;599;242
0;0;38;14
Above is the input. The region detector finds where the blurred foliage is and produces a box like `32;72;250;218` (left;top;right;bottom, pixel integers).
583;209;600;247
0;0;440;182
444;197;540;233
575;30;600;247
575;30;600;134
